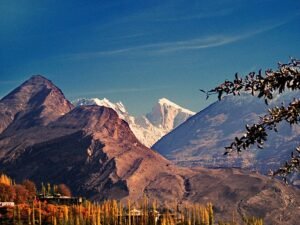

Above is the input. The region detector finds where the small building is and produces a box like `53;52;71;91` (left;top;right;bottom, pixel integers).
129;208;141;216
0;202;15;208
0;202;15;220
37;194;82;205
121;208;161;225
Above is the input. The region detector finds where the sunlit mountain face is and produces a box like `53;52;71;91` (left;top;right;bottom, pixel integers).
0;76;299;224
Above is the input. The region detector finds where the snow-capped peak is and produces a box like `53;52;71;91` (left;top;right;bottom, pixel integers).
158;98;195;115
146;98;195;131
72;97;195;147
93;98;126;113
72;98;127;119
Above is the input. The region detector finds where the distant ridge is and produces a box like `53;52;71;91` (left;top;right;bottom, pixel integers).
73;97;195;147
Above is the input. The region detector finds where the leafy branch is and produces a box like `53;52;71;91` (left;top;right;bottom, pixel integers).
201;58;300;181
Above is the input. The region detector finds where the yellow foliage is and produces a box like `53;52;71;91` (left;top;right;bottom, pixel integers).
0;173;13;186
0;183;264;225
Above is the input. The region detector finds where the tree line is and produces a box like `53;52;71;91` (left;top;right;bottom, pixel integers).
0;173;263;225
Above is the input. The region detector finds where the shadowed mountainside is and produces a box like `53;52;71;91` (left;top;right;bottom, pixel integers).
153;92;300;180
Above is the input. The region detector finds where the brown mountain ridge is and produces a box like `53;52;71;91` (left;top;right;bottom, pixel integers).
0;75;299;224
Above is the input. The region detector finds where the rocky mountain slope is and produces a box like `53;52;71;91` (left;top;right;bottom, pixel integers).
73;97;195;147
0;75;73;135
0;76;299;224
153;92;300;178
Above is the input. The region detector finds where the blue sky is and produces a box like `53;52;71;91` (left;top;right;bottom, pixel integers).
1;0;300;115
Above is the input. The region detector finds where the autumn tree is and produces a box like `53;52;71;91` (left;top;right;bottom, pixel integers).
0;173;13;186
201;58;300;181
14;184;29;204
22;179;37;201
57;184;72;197
0;183;16;202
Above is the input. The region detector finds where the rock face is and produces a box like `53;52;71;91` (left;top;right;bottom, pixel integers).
1;105;177;201
0;75;73;135
153;92;300;178
73;97;195;147
0;76;299;224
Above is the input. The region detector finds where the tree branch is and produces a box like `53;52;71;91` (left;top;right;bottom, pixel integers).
202;58;300;181
205;58;300;103
224;99;300;154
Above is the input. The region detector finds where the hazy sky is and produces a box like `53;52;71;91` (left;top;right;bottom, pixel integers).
1;0;300;115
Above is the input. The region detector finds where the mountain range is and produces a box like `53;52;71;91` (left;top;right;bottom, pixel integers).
73;97;195;147
153;92;300;184
0;75;299;224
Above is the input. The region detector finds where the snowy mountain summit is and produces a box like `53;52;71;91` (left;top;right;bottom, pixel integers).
73;97;195;147
74;98;127;118
147;98;195;130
